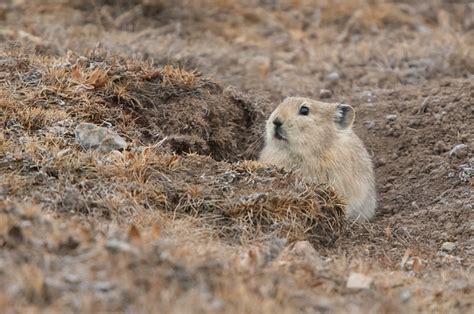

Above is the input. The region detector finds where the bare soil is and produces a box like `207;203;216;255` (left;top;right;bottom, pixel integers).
0;1;473;313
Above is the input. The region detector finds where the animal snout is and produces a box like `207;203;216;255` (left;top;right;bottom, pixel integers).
273;118;283;128
272;117;287;141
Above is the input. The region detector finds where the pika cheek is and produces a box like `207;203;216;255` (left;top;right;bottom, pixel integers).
298;123;309;132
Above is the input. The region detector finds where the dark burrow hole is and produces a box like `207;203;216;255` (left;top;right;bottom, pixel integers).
120;79;271;162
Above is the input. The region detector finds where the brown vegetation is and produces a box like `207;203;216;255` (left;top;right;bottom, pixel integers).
0;0;473;313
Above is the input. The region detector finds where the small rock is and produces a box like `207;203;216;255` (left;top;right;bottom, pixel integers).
440;242;456;252
319;89;332;99
385;114;397;122
399;290;412;302
105;239;138;254
375;158;386;168
63;274;81;284
94;281;114;292
449;144;468;159
346;272;373;289
363;120;375;130
459;158;473;182
326;71;340;81
74;123;127;153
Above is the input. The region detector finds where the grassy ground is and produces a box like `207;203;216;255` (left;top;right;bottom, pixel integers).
0;0;473;313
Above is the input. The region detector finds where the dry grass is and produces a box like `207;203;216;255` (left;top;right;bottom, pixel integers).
0;47;268;161
0;48;346;245
0;200;399;313
0;27;351;312
0;0;473;313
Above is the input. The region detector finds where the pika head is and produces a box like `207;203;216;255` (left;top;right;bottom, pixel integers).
264;97;355;157
260;97;376;221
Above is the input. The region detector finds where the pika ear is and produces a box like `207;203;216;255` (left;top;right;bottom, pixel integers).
333;104;355;130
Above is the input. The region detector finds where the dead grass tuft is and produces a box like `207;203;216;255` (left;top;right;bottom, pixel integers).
160;65;200;87
114;152;347;244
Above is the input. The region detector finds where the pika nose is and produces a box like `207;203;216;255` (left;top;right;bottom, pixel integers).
273;118;283;128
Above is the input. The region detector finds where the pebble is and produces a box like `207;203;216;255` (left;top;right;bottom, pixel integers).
440;242;456;252
459;158;473;182
449;144;468;158
94;281;114;292
363;120;375;130
346;272;373;289
374;159;387;170
63;274;81;284
399;290;412;302
319;89;332;99
105;239;138;254
385;114;398;122
74;122;127;153
326;71;340;82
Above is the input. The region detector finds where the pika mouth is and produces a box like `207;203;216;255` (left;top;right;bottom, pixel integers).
274;127;287;141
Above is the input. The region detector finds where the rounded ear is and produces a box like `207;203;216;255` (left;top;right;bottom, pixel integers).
333;104;355;130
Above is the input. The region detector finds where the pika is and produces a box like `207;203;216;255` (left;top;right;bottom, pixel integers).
259;97;376;221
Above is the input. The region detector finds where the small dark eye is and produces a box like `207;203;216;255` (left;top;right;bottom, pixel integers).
299;105;309;115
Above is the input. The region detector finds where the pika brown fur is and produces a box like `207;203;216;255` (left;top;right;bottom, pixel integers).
259;97;376;221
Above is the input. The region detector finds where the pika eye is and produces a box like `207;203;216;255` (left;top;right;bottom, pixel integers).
299;105;309;116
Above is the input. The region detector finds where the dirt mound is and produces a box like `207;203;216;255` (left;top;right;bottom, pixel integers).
1;47;268;162
0;48;344;245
